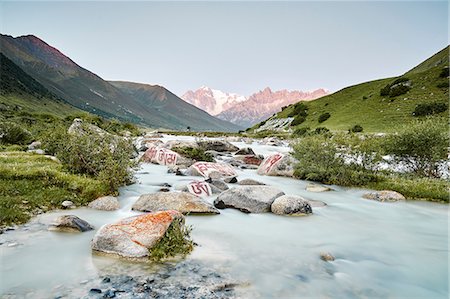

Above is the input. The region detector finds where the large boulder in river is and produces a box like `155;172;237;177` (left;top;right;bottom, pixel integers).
257;153;297;177
362;190;406;202
49;215;93;232
88;196;120;211
214;186;285;213
235;147;255;156
91;211;186;259
185;162;237;179
238;178;266;185
271;195;312;216
141;146;193;166
197;140;239;152
132;192;219;214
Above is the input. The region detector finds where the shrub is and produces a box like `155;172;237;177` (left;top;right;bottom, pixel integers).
292;135;377;186
290;115;306;126
41;123;136;193
439;67;449;78
313;127;330;135
389;84;411;97
436;81;449;89
384;118;448;178
350;125;363;133
413;102;448;116
149;218;193;261
172;146;213;162
0;122;33;145
318;112;331;123
292;127;310;137
288;103;308;117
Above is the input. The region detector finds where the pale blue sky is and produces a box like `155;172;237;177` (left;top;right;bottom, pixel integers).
1;1;448;96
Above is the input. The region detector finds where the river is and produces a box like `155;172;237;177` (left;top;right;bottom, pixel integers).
0;136;448;298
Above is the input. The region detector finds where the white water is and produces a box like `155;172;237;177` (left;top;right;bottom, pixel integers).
0;137;448;298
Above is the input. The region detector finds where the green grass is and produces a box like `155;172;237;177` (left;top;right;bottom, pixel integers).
366;174;449;203
171;146;214;162
0;152;109;228
264;46;449;133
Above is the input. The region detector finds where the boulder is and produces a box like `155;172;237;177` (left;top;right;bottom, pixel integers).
28;141;41;150
88;196;120;211
185;162;237;179
132;192;219;214
186;181;212;197
68;118;108;136
214;186;285;213
271;195;312;216
362;190;406;202
306;183;333;192
238;179;266;185
224;177;238;184
320;252;335;262
27;149;45;155
209;179;229;191
257;153;297;177
141;146;181;166
91;210;185;258
235;147;255;156
163;140;199;149
49;215;93;232
306;199;327;208
61;200;75;209
197;140;239;152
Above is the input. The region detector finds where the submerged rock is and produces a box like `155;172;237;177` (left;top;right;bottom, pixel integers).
362;190;406;202
320;252;335;262
91;210;187;259
88;196;120;211
132;192;219;214
271;195;312;216
49;215;94;232
214;186;285;213
306;183;333;192
257;153;297;177
238;178;266;185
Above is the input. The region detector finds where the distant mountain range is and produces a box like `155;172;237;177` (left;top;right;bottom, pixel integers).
182;86;328;128
0;34;241;132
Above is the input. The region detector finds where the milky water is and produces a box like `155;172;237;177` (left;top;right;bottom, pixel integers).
0;137;448;298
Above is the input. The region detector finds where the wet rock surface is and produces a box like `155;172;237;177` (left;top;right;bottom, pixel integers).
271;195;313;216
88;196;120;211
48;215;94;233
362;190;406;202
306;183;333;192
80;262;243;299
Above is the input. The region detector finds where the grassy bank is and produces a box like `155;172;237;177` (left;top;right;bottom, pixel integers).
0;152;109;228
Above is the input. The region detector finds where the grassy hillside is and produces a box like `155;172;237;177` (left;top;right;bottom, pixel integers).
265;46;449;133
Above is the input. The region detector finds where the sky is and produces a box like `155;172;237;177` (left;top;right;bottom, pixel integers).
0;1;448;97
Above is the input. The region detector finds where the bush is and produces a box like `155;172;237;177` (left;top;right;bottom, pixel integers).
290;115;306;126
436;81;449;89
313;127;330;135
318;112;331;123
292;135;378;186
413;102;448;116
292;127;310;137
439;67;449;78
385;118;448;178
288;103;308;117
172;146;213;162
389;84;411;97
41;123;136;193
350;125;363;133
0;122;33;145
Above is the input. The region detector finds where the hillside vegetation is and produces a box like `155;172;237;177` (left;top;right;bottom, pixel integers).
266;46;449;133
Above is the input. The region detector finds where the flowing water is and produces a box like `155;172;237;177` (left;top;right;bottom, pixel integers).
0;137;448;298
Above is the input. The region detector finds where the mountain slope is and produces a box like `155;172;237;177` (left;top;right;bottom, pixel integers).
265;46;449;133
217;87;328;128
0;52;80;116
109;81;242;131
0;34;241;132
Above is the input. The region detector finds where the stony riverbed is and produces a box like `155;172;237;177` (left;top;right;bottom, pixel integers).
0;135;448;298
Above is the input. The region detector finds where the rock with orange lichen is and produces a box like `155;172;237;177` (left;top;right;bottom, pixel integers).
91;210;188;259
